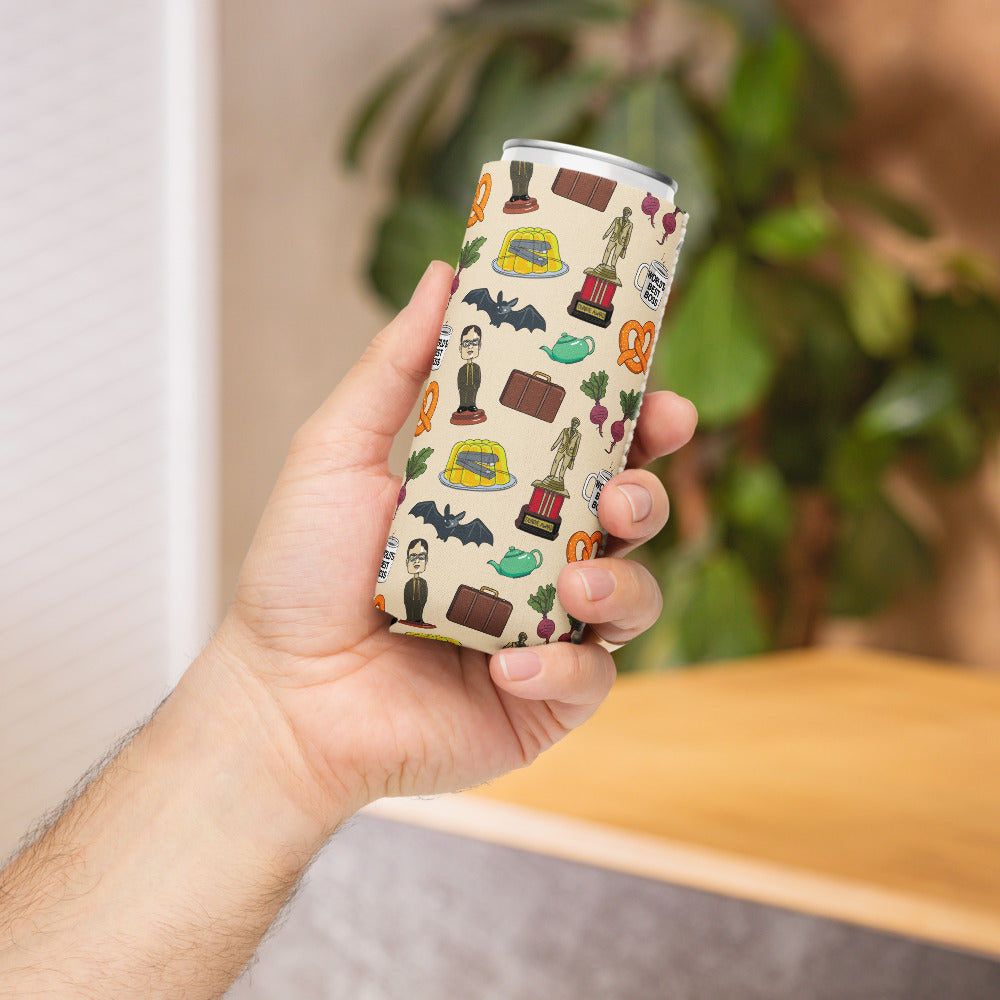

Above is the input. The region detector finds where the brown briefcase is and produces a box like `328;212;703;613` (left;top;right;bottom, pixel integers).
499;369;565;423
551;168;618;212
447;585;513;638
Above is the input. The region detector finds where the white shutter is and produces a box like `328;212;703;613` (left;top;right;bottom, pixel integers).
0;0;216;857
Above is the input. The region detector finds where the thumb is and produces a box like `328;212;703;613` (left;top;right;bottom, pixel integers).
304;260;453;462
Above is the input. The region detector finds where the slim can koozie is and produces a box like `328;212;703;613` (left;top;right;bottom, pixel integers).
375;139;687;654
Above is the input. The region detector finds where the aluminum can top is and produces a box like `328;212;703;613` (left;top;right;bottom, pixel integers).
502;138;677;204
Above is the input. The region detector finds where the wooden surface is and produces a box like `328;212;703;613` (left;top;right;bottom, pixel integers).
372;648;1000;956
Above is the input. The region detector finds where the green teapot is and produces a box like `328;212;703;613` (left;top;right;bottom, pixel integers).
539;332;596;364
488;545;543;578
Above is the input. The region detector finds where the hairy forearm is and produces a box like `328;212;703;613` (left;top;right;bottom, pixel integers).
0;643;339;1000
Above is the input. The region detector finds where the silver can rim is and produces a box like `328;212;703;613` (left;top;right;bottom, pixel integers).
502;138;678;196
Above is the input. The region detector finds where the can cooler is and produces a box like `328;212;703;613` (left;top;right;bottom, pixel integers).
375;139;688;654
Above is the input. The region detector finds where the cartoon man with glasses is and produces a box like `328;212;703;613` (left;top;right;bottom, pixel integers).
400;537;433;628
451;324;486;425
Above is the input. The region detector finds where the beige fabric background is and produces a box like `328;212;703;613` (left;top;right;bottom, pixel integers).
220;0;1000;666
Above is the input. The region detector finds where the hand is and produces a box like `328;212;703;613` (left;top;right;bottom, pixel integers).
209;261;698;832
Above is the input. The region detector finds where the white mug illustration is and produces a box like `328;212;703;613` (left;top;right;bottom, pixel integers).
633;259;670;310
432;323;453;371
378;535;400;583
582;468;613;516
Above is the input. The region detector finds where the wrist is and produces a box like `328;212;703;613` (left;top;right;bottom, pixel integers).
172;631;352;863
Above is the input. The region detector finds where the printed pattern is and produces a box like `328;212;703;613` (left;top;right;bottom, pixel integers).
375;157;687;653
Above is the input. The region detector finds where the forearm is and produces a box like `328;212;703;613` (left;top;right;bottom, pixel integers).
0;642;340;1000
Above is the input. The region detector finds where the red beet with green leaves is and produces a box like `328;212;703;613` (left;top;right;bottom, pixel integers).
397;447;433;511
607;389;642;454
527;583;557;643
451;236;486;296
580;370;610;436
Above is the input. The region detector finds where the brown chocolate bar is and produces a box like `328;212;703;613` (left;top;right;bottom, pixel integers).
551;168;617;211
447;585;513;637
499;369;565;423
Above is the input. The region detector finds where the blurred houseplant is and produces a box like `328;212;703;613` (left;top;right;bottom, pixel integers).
344;0;1000;669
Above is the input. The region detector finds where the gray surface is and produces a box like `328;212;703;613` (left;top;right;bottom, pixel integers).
227;814;1000;1000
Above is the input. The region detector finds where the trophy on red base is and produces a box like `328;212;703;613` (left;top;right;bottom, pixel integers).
515;417;581;541
567;206;634;329
515;478;568;540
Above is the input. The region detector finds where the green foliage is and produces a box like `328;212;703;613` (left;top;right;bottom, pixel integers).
345;0;1000;667
580;370;609;402
619;389;643;421
458;236;487;271
657;243;774;426
527;583;557;617
405;447;434;482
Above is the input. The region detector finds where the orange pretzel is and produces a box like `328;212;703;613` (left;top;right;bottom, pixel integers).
617;320;654;375
566;529;604;563
414;381;439;436
467;173;492;228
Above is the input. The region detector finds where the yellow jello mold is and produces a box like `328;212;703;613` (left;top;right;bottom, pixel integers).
495;227;566;276
441;439;515;491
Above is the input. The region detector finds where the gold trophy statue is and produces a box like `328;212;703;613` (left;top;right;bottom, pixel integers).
567;206;633;328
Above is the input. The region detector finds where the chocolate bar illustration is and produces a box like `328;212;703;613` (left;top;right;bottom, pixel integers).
551;168;617;212
447;585;513;637
499;369;565;423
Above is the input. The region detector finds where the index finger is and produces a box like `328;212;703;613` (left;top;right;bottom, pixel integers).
627;390;698;469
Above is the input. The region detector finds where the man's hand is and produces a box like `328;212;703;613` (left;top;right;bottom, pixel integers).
206;260;698;836
0;261;696;999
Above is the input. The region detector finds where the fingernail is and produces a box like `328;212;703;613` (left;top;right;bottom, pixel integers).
616;483;653;523
575;565;616;602
499;649;542;682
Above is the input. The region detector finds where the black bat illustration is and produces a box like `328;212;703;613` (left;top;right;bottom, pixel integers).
463;287;546;332
408;501;494;547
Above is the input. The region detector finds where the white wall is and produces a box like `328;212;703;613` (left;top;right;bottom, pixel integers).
0;1;216;856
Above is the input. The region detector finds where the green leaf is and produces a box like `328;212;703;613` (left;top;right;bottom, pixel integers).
342;47;426;167
856;364;957;438
691;0;777;39
406;447;434;481
444;0;628;32
844;245;914;358
747;203;836;261
458;236;487;270
619;389;642;420
922;405;983;480
825;430;898;509
367;198;465;310
720;24;803;198
391;39;488;194
722;25;803;148
676;551;768;662
723;460;794;542
580;371;609;401
832;177;935;239
917;294;1000;395
657;244;775;426
430;50;608;208
588;76;717;257
829;494;932;616
527;583;557;616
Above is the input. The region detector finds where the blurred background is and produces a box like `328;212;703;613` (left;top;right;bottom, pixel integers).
2;0;999;996
221;0;1000;673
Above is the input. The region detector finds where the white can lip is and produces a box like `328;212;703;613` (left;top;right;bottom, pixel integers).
501;138;678;203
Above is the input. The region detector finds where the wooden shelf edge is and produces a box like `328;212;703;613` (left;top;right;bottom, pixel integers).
364;794;1000;961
